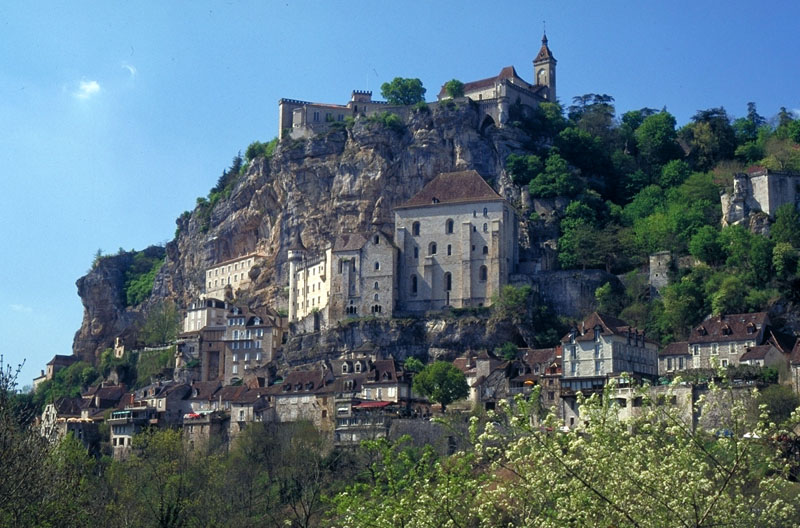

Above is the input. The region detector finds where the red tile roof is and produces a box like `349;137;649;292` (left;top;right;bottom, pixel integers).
397;170;503;209
740;345;773;362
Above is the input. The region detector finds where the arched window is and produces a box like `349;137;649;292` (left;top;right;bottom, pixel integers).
374;262;380;271
374;293;379;301
374;281;379;290
483;207;488;217
447;244;452;256
445;219;454;234
412;222;420;236
429;242;437;255
342;363;349;373
411;275;418;295
483;223;488;232
444;272;452;291
479;265;488;281
483;245;488;255
374;235;380;244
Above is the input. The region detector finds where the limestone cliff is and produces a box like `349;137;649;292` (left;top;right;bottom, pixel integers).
73;101;580;361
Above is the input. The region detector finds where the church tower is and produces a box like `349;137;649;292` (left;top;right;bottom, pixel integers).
533;33;557;101
287;230;306;322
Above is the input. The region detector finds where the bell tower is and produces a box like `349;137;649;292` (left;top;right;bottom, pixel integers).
533;33;557;101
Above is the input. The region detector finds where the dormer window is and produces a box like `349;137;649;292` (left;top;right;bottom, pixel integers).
295;384;302;391
342;363;349;374
355;362;362;373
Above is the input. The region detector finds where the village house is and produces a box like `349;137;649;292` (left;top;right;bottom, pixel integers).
223;304;284;385
267;367;335;432
108;402;158;459
658;312;770;374
560;312;658;427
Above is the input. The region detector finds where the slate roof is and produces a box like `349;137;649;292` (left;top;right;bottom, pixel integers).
287;230;306;251
562;312;654;344
688;313;768;345
660;342;690;357
48;354;79;366
189;381;223;401
790;339;800;365
534;34;556;63
396;171;503;209
269;368;333;396
52;397;83;417
739;345;773;362
523;347;558;366
333;233;369;252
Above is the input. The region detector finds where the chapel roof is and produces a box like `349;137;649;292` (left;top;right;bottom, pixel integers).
396;170;503;209
534;33;556;63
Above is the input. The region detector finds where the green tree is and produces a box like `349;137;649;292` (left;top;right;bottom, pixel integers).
634;111;682;174
496;342;519;361
412;361;469;412
528;152;580;198
139;300;180;347
759;384;800;426
689;225;723;266
443;79;464;98
490;284;532;326
772;203;800;247
505;153;543;186
244;137;278;162
773;242;799;279
680;107;737;171
659;159;690;188
403;357;424;374
380;77;426;105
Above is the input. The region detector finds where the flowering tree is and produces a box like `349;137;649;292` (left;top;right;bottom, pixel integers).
330;381;800;527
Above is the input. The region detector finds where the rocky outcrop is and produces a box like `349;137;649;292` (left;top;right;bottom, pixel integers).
511;270;620;320
72;246;165;362
72;101;577;362
279;314;525;367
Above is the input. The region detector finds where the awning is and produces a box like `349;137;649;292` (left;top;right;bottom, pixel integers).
352;401;393;409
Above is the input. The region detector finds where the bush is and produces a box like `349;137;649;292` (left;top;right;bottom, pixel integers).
124;253;164;307
366;111;405;133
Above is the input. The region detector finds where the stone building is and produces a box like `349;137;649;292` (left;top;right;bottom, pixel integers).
288;228;398;325
721;168;800;227
278;90;392;139
560;312;658;427
395;170;518;312
223;305;284;385
659;312;770;373
204;252;263;300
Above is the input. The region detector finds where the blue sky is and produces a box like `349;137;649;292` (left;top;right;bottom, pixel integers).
2;1;799;387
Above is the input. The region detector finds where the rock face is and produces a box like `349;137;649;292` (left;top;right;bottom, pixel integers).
72;101;600;362
72;246;165;363
280;315;524;367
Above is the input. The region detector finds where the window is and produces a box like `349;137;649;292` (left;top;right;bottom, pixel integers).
429;242;437;255
482;245;488;255
447;244;452;256
414;247;419;259
374;293;379;301
313;111;320;121
374;281;379;290
473;210;477;217
411;275;418;295
729;343;736;354
232;365;238;374
412;222;420;236
342;363;349;373
711;343;718;356
721;359;729;367
692;345;699;356
232;353;238;362
445;219;454;234
483;207;488;217
678;356;684;369
374;235;380;244
444;272;452;291
374;262;380;270
483;223;488;232
479;265;488;281
667;358;673;371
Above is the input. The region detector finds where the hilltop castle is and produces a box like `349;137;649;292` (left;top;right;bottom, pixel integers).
288;170;519;328
278;34;556;139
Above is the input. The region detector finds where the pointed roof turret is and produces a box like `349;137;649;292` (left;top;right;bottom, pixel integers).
287;230;306;252
534;33;556;63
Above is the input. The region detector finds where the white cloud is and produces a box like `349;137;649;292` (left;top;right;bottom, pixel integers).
9;304;32;314
74;79;101;99
122;63;137;78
